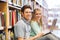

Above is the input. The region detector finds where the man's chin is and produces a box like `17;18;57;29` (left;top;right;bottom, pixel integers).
27;18;31;21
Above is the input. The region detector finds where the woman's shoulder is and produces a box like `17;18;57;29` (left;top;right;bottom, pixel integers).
30;20;38;25
31;20;37;24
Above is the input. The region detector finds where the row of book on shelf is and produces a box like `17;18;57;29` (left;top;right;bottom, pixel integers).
0;9;21;40
0;10;21;30
0;0;30;7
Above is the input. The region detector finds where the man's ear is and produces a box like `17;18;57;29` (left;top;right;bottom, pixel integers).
21;12;24;17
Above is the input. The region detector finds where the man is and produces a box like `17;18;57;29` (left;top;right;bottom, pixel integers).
14;5;32;40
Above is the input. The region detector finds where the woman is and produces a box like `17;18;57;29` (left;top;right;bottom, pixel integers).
30;8;44;40
30;8;53;40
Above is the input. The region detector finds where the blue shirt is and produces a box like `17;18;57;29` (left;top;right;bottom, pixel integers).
14;18;31;38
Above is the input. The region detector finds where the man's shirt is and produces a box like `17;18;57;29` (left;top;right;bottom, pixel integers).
14;18;31;39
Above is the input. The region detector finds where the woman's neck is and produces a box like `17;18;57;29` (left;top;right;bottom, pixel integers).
32;18;39;22
32;18;41;26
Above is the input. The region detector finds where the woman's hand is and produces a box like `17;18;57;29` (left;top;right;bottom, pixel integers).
26;38;34;40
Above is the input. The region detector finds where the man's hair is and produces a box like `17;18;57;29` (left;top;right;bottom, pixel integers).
21;5;32;13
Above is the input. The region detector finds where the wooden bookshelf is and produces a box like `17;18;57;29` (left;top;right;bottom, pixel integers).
8;4;21;10
0;1;9;40
0;0;23;39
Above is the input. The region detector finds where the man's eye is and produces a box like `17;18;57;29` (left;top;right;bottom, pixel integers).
25;12;32;13
25;12;28;13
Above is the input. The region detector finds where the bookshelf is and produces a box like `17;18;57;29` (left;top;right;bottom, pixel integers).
0;0;22;40
0;1;9;40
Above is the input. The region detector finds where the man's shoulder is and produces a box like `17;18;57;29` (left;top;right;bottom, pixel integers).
16;19;26;26
17;19;24;23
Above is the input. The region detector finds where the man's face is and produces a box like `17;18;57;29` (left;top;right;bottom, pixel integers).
22;8;32;21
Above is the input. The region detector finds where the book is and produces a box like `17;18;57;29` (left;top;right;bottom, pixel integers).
23;0;28;5
12;0;17;6
0;17;1;27
12;10;16;27
0;11;5;27
16;10;18;22
16;0;24;7
9;10;12;26
16;10;21;21
8;0;12;4
1;12;5;26
15;10;21;23
16;0;20;6
20;0;23;6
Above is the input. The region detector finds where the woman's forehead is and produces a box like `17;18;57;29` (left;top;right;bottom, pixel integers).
35;10;42;13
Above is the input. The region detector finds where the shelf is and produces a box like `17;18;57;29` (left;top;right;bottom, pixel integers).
8;4;21;10
8;2;13;5
8;26;12;29
0;26;12;30
0;27;4;30
12;3;22;8
0;0;7;3
15;4;22;8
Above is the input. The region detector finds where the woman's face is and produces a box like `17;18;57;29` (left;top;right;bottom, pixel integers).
34;10;42;20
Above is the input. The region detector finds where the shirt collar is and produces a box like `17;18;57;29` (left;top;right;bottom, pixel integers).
22;17;30;25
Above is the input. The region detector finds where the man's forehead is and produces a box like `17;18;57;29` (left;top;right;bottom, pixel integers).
24;8;32;12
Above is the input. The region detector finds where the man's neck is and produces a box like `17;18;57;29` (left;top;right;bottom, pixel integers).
23;17;30;22
22;17;30;24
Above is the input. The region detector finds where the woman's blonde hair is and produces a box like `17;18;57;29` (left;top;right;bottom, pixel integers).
32;8;42;26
